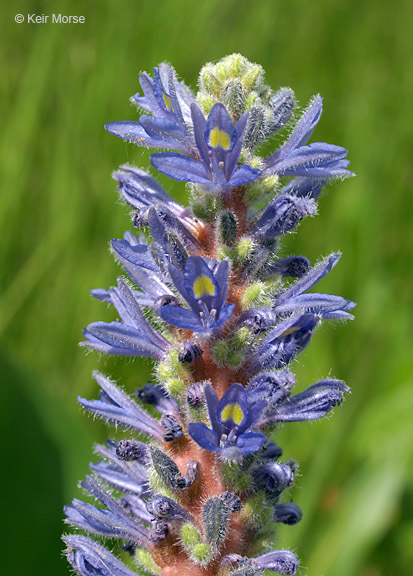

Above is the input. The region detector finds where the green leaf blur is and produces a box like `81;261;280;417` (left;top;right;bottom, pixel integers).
1;1;412;574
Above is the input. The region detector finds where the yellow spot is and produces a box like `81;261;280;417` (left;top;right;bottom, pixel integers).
162;92;173;111
209;127;231;150
221;403;245;425
280;326;300;337
193;275;216;299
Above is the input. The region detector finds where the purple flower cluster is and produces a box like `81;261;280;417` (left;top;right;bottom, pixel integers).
64;55;354;576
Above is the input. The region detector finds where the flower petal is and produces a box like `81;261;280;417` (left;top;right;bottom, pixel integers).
236;431;267;455
227;165;261;187
205;103;237;153
202;383;222;436
151;152;211;184
81;321;166;359
187;423;220;451
158;305;201;330
265;95;323;167
105;121;146;143
214;303;235;328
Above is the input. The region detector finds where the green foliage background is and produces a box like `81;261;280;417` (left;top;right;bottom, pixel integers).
1;1;412;574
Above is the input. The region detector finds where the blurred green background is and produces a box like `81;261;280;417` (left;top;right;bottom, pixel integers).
1;0;412;574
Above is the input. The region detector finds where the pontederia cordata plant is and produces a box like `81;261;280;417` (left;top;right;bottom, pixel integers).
63;54;355;576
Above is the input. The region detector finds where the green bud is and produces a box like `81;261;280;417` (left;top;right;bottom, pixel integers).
168;348;188;378
214;61;228;82
197;54;272;120
233;473;253;491
181;522;201;548
212;340;230;366
223;54;248;78
190;187;222;221
218;245;234;261
227;352;244;368
212;328;251;368
165;378;186;397
224;79;246;119
222;460;253;491
239;492;273;528
244;174;278;206
157;361;173;382
192;544;212;565
263;275;282;293
240;281;267;309
234;238;252;261
245;92;258;108
158;349;188;385
135;549;161;575
197;93;216;116
241;64;264;92
157;349;189;400
245;154;264;170
228;327;250;351
200;68;222;97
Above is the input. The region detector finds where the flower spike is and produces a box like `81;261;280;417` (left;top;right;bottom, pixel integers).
65;54;354;576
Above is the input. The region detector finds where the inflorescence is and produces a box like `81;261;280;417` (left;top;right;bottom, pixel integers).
63;54;355;576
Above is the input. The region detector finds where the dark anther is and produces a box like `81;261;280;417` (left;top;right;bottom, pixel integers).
161;412;184;442
122;542;136;556
187;382;205;406
178;340;203;364
116;440;147;462
220;491;242;512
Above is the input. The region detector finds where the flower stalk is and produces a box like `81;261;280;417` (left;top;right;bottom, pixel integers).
64;54;354;576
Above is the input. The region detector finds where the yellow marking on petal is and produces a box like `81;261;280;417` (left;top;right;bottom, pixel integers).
280;326;301;337
193;274;216;299
162;92;173;111
221;403;245;425
209;127;231;150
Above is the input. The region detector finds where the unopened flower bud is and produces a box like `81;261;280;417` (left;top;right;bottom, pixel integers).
262;441;283;459
146;495;190;522
219;210;238;246
224;79;246;118
259;255;311;279
203;497;230;548
253;462;294;493
165;231;188;272
273;502;303;525
255;550;299;575
150;446;186;490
